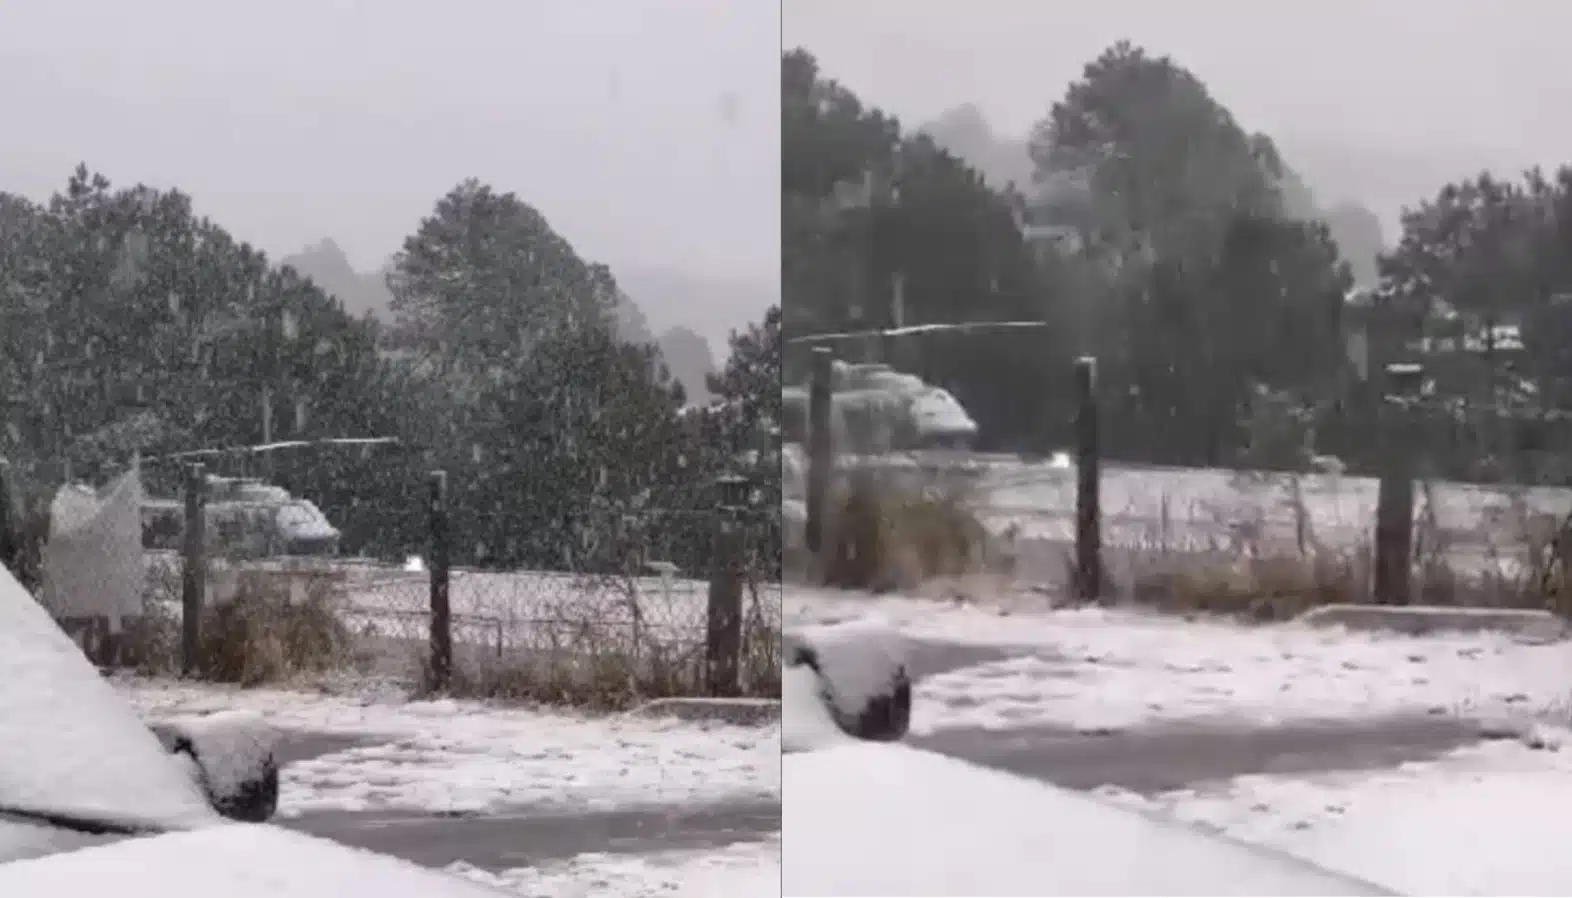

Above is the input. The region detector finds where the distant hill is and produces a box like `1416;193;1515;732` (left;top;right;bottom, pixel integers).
655;325;716;405
281;239;393;320
612;262;777;354
278;240;736;403
919;104;1033;192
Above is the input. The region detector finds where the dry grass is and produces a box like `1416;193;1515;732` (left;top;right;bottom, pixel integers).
425;616;782;711
121;563;356;684
1124;545;1369;621
818;471;1010;593
200;578;355;685
120;556;782;708
417;573;783;709
1118;473;1570;622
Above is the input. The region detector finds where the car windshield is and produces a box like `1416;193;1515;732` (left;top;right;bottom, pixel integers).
0;565;214;832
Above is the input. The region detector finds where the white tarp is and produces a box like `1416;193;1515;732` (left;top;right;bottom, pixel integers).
42;467;144;632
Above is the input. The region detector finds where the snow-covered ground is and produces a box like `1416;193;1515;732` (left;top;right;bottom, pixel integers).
1116;730;1572;896
788;588;1572;734
448;839;780;898
121;679;780;818
789;586;1572;893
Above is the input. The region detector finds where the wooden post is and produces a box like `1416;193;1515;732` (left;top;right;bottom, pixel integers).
260;384;274;483
1074;357;1102;600
706;475;747;697
181;463;207;677
1374;363;1423;605
0;458;18;585
806;347;834;559
428;470;452;691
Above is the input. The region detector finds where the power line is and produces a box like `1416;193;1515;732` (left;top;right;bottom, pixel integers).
140;437;402;465
787;320;1048;346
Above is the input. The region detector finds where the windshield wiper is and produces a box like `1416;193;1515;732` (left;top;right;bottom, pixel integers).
0;805;153;836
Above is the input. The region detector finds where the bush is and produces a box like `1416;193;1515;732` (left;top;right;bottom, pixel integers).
201;576;354;685
821;471;1007;592
122;563;355;685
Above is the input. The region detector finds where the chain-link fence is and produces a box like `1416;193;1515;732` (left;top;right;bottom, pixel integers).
92;462;777;707
406;493;781;706
789;350;1572;617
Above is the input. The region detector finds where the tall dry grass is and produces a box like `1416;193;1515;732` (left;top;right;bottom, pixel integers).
1120;471;1572;621
814;470;1014;594
124;564;356;685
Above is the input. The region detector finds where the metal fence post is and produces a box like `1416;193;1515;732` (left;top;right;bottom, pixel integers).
428;469;452;691
1374;363;1423;605
805;347;834;562
706;475;747;697
1074;357;1102;600
181;463;207;677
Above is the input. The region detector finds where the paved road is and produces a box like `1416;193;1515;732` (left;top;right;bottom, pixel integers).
914;715;1481;793
285;801;780;870
902;636;1492;794
271;730;780;873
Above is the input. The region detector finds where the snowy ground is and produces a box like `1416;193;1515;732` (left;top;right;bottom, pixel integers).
120;678;780;818
789;588;1572;736
1116;731;1572;896
118;680;783;895
448;838;780;898
788;587;1572;894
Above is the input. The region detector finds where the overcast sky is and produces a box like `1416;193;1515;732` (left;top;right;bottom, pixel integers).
0;0;779;292
785;0;1572;231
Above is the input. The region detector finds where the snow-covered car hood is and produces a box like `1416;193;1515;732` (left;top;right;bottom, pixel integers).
0;562;216;832
784;622;1395;896
0;823;508;897
784;740;1392;896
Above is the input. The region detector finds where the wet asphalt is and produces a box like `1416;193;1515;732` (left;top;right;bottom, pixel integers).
284;801;781;870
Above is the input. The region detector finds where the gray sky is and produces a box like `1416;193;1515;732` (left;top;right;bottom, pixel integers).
0;0;778;293
785;0;1572;232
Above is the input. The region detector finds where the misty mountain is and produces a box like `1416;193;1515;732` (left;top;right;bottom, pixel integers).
919;106;1391;286
280;240;732;403
655;326;716;404
612;262;777;354
281;239;394;320
919;104;1033;192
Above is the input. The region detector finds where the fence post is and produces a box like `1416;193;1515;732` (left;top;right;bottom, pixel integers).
1073;356;1102;600
806;347;834;564
181;463;206;677
428;470;452;691
706;475;747;697
0;458;17;585
1374;363;1423;605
